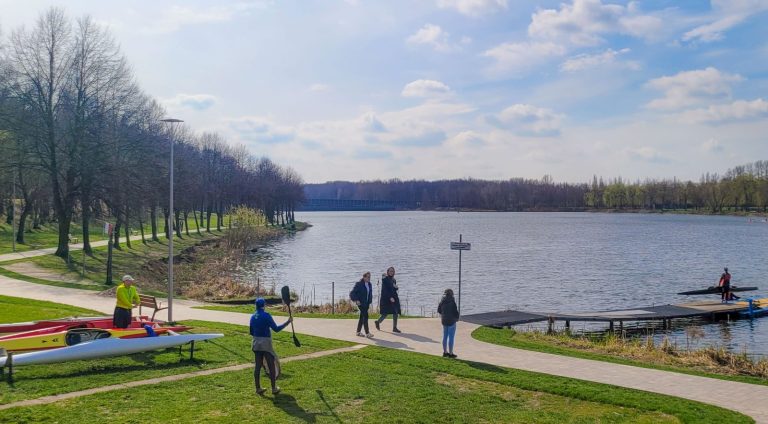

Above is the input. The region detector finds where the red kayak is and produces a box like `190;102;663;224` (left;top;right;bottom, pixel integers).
0;324;193;352
0;315;151;334
0;318;174;340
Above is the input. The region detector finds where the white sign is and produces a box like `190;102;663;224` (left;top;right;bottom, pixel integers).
450;242;471;251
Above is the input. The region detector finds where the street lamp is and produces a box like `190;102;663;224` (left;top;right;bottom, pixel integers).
160;118;184;322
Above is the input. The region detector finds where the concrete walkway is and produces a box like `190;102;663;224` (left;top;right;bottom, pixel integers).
1;274;767;423
0;233;165;263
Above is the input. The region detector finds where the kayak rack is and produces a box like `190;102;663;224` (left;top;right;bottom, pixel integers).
0;348;12;383
461;298;768;333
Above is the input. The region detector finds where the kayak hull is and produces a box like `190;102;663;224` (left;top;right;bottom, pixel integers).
677;286;758;296
0;326;191;352
0;316;150;334
0;333;224;367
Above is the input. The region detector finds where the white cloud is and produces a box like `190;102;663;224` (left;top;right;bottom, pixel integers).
679;99;768;124
309;83;331;93
401;79;452;98
626;146;670;163
683;0;768;43
528;0;664;46
645;67;743;110
162;93;217;110
436;0;508;16
488;104;565;136
140;3;268;34
360;112;387;132
482;41;566;76
227;116;295;144
406;23;461;53
702;138;724;152
560;48;639;72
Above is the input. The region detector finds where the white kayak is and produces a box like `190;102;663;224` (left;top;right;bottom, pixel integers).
0;333;223;367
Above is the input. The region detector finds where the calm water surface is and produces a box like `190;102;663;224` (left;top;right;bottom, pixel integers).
244;212;768;354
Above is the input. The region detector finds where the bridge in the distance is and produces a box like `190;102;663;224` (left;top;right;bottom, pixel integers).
298;198;413;211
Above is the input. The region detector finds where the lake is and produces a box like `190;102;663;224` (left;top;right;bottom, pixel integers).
244;211;768;354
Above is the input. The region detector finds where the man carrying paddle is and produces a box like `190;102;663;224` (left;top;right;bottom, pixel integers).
719;267;738;302
113;275;140;328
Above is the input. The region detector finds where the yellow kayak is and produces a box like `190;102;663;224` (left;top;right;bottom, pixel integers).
0;328;151;352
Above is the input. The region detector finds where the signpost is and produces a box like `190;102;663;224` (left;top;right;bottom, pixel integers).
450;234;471;316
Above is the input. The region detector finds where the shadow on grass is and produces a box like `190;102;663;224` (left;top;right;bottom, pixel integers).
466;360;508;374
316;390;343;423
273;393;322;423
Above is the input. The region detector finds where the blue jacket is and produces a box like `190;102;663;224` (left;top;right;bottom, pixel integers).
351;279;373;307
249;309;288;338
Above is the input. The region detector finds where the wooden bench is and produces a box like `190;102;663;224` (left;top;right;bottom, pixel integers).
139;295;168;321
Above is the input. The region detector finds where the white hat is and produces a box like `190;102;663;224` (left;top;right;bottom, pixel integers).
122;275;135;282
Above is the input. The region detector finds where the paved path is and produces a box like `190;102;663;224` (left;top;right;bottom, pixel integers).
0;233;165;263
0;344;366;411
1;275;767;423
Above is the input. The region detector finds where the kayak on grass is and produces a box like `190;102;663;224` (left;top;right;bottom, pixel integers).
0;333;224;367
0;325;192;352
677;286;758;296
0;315;150;334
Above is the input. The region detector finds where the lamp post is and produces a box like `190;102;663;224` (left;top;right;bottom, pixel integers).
160;118;183;322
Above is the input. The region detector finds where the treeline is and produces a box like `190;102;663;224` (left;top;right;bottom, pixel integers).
0;8;304;259
305;161;768;213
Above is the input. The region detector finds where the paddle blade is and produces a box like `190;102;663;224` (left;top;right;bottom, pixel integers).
281;285;291;305
293;334;301;347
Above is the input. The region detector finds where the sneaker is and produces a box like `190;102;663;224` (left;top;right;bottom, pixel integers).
392;328;402;333
366;333;374;338
272;387;281;395
374;321;380;331
442;352;449;357
356;332;365;337
448;353;457;358
256;388;266;395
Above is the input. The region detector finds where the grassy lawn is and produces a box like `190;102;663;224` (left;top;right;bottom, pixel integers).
0;346;751;423
473;326;768;387
0;232;226;294
0;295;102;324
0;215;230;255
195;304;419;320
0;319;351;405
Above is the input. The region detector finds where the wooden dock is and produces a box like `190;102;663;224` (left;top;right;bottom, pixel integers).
461;298;767;332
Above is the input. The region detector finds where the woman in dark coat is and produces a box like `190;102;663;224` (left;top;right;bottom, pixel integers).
351;271;374;337
437;288;459;358
375;266;401;333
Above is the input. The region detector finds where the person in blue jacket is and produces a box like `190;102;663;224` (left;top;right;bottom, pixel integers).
350;271;374;338
250;297;292;395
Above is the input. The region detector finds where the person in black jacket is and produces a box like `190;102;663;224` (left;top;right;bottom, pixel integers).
437;288;459;358
351;271;374;338
375;266;401;333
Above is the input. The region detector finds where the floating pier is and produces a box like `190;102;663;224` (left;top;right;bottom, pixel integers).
461;298;767;332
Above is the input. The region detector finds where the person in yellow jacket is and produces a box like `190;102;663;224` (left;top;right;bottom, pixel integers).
114;275;140;328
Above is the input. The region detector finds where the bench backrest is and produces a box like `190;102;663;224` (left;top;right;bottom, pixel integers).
139;294;158;308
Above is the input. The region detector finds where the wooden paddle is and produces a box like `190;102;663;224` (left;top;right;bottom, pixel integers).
281;285;301;347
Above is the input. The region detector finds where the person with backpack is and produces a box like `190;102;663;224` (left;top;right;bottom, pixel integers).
375;266;402;333
437;288;460;358
350;271;374;338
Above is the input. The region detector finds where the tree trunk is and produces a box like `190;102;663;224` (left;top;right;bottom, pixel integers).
139;215;146;244
216;203;223;232
106;230;114;285
184;210;191;237
113;217;122;250
174;209;183;239
124;207;132;249
206;204;213;233
163;208;171;240
16;203;30;244
192;208;201;235
150;205;159;242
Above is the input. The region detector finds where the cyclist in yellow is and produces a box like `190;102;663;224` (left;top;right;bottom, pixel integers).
114;275;140;328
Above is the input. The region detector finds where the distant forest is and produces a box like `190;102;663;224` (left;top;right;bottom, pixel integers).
304;160;768;213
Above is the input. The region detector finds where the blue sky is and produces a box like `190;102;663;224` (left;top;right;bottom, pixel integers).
1;0;767;183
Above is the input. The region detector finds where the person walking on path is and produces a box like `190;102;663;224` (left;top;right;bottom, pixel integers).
375;266;401;333
437;288;460;358
351;272;374;338
250;297;292;395
113;275;140;329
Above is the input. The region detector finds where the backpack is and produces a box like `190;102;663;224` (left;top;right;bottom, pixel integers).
349;283;359;302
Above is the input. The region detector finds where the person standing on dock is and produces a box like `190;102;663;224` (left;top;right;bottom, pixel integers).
438;289;459;358
719;267;732;302
113;275;140;328
375;266;402;333
351;272;374;338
